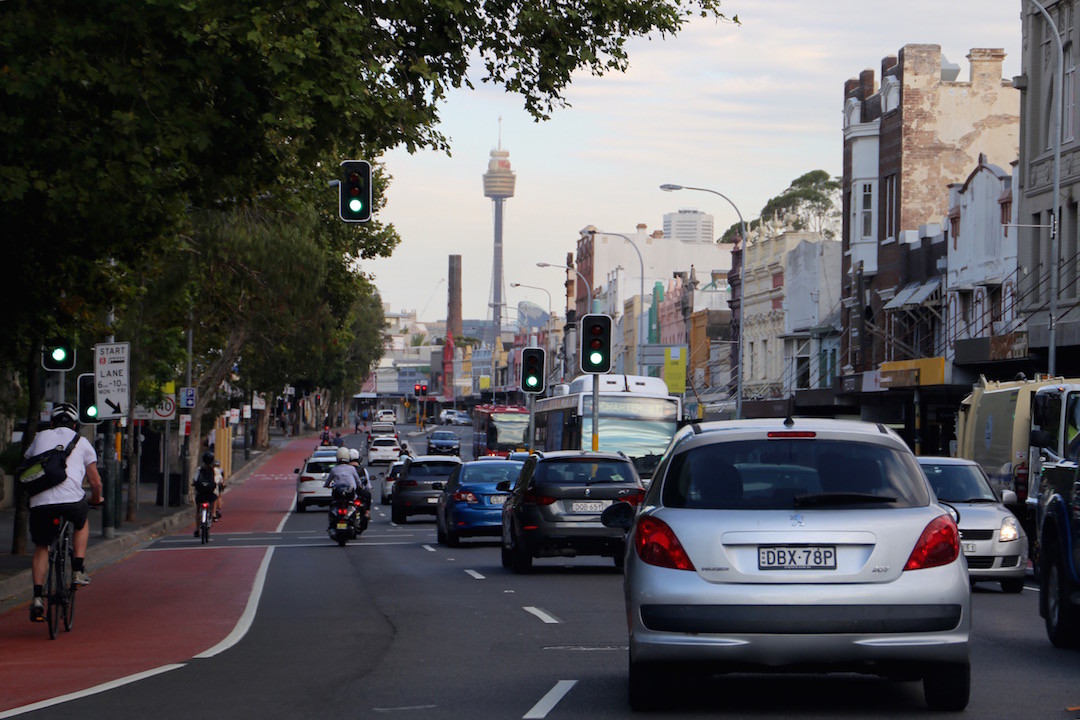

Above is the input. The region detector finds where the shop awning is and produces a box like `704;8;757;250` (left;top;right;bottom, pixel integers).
883;282;921;310
907;276;942;306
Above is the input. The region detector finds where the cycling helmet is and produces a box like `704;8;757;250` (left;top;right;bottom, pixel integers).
349;448;360;462
51;402;78;426
201;450;215;465
336;446;351;463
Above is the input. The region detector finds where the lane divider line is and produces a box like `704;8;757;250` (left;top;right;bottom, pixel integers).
422;545;436;552
465;569;485;580
0;664;187;719
523;606;561;624
195;546;274;658
523;680;577;719
273;506;291;534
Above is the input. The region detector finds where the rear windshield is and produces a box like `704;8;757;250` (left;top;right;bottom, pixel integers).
461;462;522;485
304;461;335;474
371;424;395;433
661;439;930;510
534;459;637;485
409;462;459;477
372;438;398;447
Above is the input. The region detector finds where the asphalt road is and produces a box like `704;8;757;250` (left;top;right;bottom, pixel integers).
3;425;1080;720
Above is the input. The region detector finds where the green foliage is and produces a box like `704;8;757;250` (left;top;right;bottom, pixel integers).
720;170;841;243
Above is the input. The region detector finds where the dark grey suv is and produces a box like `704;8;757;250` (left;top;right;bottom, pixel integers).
391;455;463;524
498;450;644;573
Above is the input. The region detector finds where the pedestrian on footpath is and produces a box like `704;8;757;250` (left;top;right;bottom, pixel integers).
25;403;103;622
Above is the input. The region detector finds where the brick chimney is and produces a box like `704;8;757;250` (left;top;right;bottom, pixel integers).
968;48;1007;87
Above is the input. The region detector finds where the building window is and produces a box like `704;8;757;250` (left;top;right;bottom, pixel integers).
1000;200;1012;237
884;175;897;239
761;339;768;380
795;347;810;390
861;183;874;239
748;341;754;380
950;214;960;246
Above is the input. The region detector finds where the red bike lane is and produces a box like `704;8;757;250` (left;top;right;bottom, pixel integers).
0;437;317;714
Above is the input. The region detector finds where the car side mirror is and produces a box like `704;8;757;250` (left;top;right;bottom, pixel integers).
495;481;511;492
1001;489;1018;505
601;502;635;530
294;468;300;474
1029;428;1054;450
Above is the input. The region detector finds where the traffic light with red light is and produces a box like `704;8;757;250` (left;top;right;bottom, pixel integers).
520;348;546;394
421;384;428;396
414;383;422;397
339;160;372;222
579;314;612;373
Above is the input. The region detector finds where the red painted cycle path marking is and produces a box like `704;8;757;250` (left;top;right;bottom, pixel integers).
0;437;317;713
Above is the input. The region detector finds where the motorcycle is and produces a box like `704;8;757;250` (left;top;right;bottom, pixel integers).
327;486;368;546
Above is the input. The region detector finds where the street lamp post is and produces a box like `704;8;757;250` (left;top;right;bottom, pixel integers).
537;261;592;312
1027;0;1063;376
661;183;749;419
589;230;645;375
511;282;556;384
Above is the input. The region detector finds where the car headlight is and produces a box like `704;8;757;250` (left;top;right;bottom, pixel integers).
998;516;1020;543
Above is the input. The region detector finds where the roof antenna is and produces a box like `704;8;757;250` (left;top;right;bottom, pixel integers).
783;396;795;427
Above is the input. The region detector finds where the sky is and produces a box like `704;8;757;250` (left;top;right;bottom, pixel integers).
362;0;1023;326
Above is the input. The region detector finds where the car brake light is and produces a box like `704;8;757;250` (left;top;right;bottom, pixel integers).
300;475;317;483
622;489;647;506
766;431;816;438
904;515;960;571
1014;462;1029;503
634;516;694;571
523;489;556;505
453;491;478;503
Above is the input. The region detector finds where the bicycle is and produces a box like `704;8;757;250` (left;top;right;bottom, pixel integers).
42;516;76;639
197;499;213;544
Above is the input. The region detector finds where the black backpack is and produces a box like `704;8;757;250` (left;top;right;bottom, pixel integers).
193;467;216;497
16;433;80;497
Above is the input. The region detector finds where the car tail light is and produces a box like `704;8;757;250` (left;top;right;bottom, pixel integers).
634;516;694;571
299;475;317;483
453;491;478;503
621;489;647;506
904;515;960;571
1013;462;1028;503
523;489;556;505
766;431;816;438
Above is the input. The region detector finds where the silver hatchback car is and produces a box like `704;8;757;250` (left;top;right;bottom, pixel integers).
918;456;1027;593
603;418;971;712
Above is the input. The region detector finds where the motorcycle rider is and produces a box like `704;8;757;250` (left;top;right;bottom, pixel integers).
323;446;371;531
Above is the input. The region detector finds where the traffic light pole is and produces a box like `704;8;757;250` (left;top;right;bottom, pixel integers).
591;374;599;451
527;394;535;454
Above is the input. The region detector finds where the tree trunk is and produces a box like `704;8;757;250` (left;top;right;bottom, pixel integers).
186;327;246;484
12;341;42;555
255;407;270;448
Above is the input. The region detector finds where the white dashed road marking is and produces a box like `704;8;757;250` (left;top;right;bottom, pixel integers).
523;606;561;624
523;680;577;719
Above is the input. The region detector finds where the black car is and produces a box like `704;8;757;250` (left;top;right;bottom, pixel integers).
426;429;461;456
391;455;463;524
498;450;644;573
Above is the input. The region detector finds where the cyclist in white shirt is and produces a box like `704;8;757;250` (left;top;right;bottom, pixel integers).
24;403;103;622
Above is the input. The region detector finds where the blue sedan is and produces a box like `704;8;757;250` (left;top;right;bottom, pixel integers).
436;459;523;547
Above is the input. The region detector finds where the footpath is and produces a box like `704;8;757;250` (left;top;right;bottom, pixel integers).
0;429;300;615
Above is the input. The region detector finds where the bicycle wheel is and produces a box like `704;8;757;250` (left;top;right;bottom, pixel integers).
62;529;75;631
200;507;210;544
46;544;63;640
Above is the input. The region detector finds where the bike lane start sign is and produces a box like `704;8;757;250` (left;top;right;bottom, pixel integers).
94;342;130;419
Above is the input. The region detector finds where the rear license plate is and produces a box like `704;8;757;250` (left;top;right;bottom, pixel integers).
336;523;348;530
758;545;837;570
962;542;977;554
572;501;605;513
489;495;508;506
426;497;439;504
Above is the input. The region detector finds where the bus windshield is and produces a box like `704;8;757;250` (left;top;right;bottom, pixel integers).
585;416;676;479
489;412;529;451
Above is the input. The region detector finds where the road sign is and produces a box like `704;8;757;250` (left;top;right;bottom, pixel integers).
134;395;177;421
178;386;196;409
94;342;130;420
252;392;266;410
229;408;240;425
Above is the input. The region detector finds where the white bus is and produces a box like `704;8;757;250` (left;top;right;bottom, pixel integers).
533;374;683;482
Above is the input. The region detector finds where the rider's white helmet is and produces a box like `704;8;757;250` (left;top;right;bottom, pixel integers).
349;448;360;462
336;446;351;463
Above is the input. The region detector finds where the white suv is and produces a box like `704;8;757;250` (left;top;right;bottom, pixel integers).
368;437;401;465
376;409;397;423
604;418;971;711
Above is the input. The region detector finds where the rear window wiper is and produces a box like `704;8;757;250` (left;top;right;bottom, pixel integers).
793;493;898;507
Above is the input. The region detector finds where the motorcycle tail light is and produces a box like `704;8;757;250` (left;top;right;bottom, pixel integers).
336;507;349;517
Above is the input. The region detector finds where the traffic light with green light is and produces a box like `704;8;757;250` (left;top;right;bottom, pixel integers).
339;160;372;222
41;339;75;371
520;348;546;394
579;314;612;374
77;373;101;424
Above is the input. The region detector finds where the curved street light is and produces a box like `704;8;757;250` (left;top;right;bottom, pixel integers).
661;183;748;419
537;262;591;313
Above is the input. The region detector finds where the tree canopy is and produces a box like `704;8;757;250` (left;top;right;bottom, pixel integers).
720;170;840;243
